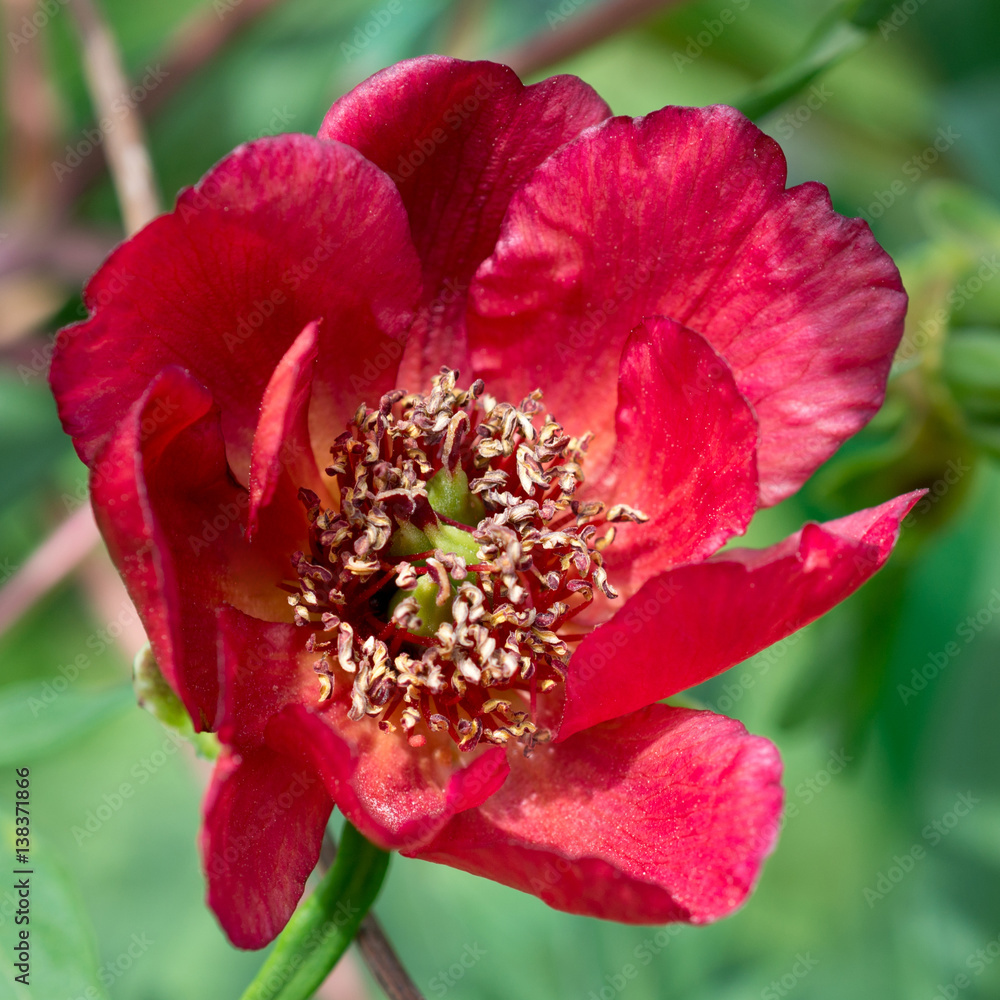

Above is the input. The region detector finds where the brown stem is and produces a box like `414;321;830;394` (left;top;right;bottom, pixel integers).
320;831;426;1000
67;0;159;235
493;0;684;78
56;0;291;214
0;504;101;639
2;0;65;222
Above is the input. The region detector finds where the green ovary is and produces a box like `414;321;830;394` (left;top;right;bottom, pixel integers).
385;472;484;636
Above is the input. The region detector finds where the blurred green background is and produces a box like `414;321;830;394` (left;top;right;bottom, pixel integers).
1;0;999;997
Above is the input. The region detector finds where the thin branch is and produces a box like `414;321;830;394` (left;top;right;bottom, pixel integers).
67;0;159;235
355;920;426;1000
0;504;101;638
494;0;684;78
321;831;426;1000
142;0;292;120
0;221;117;285
57;0;292;213
2;0;64;222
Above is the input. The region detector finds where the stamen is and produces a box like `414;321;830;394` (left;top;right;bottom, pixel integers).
288;368;644;752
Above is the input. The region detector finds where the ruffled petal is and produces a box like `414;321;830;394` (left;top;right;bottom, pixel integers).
201;746;332;949
409;705;782;923
216;606;320;747
320;56;610;385
590;316;758;595
90;368;250;729
51;134;421;476
560;491;924;740
265;703;509;852
247;321;330;541
468;105;905;503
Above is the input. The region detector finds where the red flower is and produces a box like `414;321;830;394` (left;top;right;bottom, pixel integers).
51;56;920;949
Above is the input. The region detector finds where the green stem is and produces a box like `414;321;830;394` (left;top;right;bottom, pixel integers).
734;0;903;122
238;824;390;1000
736;18;866;121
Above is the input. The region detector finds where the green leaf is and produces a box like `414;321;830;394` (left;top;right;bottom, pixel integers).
735;11;868;120
0;683;133;767
943;329;1000;422
0;816;108;1000
918;181;1000;249
239;823;389;1000
0;375;73;510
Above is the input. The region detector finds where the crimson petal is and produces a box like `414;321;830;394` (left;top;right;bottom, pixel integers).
560;491;924;739
266;703;509;853
51;134;421;477
201;747;332;949
410;705;782;923
320;56;610;385
247;321;330;541
90;367;264;730
468;105;905;504
590;316;758;595
216;606;320;747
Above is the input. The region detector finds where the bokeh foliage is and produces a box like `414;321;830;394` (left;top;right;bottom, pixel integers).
1;0;999;997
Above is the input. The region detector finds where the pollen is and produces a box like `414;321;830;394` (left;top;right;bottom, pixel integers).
286;368;646;753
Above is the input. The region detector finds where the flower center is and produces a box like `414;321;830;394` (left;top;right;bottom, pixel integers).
287;369;646;753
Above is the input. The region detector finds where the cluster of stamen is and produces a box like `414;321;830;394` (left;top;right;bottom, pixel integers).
286;369;646;753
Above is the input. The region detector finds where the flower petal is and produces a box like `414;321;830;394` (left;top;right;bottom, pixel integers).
201;746;332;949
320;56;610;385
90;368;234;729
468;105;905;504
51;134;421;476
247;321;329;540
409;705;782;924
90;367;295;730
216;606;319;747
590;316;758;594
266;703;509;853
560;491;924;740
